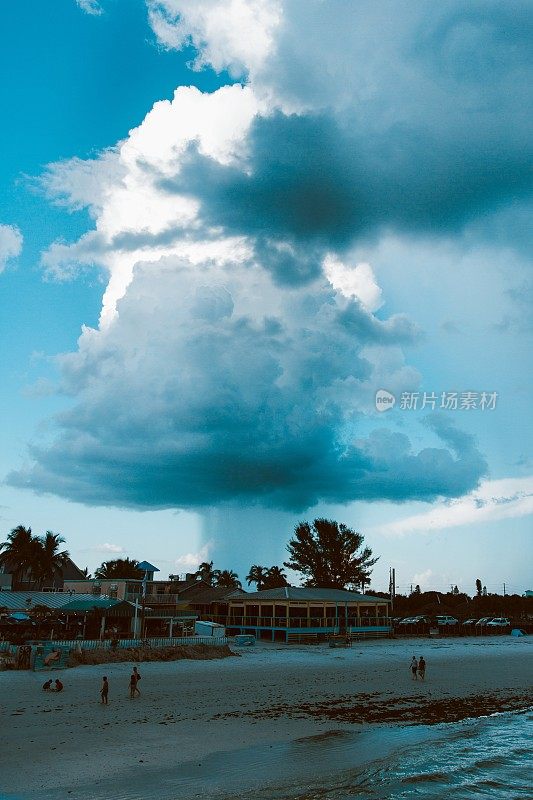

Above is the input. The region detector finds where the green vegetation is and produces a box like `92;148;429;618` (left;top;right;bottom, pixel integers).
0;525;69;590
94;558;143;579
284;518;378;590
246;565;288;590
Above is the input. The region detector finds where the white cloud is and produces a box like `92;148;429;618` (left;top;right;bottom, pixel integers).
0;224;23;272
76;0;103;15
412;569;433;590
41;84;261;324
146;0;281;78
94;542;124;553
378;476;533;537
174;541;212;571
323;256;383;312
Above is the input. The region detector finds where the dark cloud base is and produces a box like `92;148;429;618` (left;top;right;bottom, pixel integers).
8;415;486;514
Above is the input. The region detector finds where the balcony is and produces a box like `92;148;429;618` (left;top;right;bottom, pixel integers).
126;592;183;605
198;614;391;629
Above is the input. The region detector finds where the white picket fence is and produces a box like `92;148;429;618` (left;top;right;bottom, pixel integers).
49;636;229;650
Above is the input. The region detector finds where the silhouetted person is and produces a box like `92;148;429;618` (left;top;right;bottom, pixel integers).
129;670;138;699
54;679;63;693
132;666;141;697
418;656;426;680
42;679;52;691
100;676;109;704
410;656;418;680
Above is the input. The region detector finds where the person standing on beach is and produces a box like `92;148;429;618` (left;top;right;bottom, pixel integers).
129;670;138;699
100;676;109;704
132;666;141;697
418;656;426;680
410;656;418;680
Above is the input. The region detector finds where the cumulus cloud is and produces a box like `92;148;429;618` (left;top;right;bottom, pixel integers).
150;1;533;252
40;84;260;320
17;1;502;514
174;541;212;571
146;0;281;77
0;224;23;272
8;250;485;510
324;257;383;313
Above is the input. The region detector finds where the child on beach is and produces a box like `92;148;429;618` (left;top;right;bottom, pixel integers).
100;676;109;704
410;656;418;680
42;679;52;691
54;679;63;692
418;656;426;680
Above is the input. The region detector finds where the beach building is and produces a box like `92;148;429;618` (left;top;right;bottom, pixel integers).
63;568;201;637
0;591;135;640
0;590;197;639
0;556;86;591
61;563;391;642
222;587;391;642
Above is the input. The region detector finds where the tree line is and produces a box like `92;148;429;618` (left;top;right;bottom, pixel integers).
0;526;70;590
1;519;378;592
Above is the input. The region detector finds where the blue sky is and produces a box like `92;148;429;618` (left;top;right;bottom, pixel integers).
1;0;531;594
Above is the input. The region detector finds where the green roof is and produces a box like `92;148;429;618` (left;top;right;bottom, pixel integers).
60;598;126;612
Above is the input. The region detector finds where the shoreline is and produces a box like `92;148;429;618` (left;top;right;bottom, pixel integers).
1;637;531;798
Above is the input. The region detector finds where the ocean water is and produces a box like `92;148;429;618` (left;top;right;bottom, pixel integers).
3;710;531;800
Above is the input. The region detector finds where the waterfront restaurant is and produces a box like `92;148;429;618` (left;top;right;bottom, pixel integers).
225;587;391;642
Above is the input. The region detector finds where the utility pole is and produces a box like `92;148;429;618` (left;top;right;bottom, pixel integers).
503;582;506;597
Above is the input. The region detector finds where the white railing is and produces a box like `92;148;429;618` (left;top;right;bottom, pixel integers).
45;636;229;650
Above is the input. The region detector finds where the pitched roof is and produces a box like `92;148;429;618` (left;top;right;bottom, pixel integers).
182;586;242;604
61;557;87;581
137;561;160;572
0;591;123;611
228;587;389;603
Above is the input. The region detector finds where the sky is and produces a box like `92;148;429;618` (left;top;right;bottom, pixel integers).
1;0;532;595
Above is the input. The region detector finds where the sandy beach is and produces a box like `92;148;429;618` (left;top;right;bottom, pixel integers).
1;637;531;799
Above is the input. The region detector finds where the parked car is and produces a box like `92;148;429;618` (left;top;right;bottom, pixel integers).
462;618;477;625
398;617;416;624
435;615;458;625
475;617;493;626
486;618;511;627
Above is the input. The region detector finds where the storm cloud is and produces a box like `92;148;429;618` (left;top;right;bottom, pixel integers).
167;106;532;252
16;1;515;513
9;255;485;510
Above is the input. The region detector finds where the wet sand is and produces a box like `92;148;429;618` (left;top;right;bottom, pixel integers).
1;637;531;798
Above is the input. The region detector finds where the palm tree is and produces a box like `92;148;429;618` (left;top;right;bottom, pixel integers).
246;565;269;590
263;566;289;589
94;558;142;579
195;561;217;587
215;570;242;589
0;525;38;589
81;567;92;579
33;532;70;589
